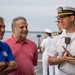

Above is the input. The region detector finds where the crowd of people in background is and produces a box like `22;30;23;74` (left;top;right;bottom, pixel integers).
0;5;75;75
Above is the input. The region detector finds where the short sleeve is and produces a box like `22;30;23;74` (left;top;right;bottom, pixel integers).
33;43;38;66
41;39;46;48
5;44;15;62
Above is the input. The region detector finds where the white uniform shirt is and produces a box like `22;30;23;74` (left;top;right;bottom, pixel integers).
41;37;52;55
48;29;75;75
41;36;55;75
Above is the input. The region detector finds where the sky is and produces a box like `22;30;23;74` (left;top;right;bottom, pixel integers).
0;0;75;32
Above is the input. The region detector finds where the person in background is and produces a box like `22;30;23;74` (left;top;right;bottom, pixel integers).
0;17;17;75
41;29;55;75
4;16;38;75
55;17;65;75
54;18;63;36
48;6;75;75
56;19;63;32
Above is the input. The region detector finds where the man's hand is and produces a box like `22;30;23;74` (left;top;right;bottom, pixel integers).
62;46;72;57
62;46;75;64
0;62;7;71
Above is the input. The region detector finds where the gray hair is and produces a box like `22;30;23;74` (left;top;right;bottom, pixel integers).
11;17;27;29
0;17;4;21
46;32;52;37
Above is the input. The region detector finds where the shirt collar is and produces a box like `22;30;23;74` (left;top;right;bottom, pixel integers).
59;29;67;38
11;35;29;44
59;29;75;40
0;41;2;49
0;41;4;49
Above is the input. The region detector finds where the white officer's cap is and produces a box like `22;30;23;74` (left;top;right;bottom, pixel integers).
44;29;53;33
57;6;75;17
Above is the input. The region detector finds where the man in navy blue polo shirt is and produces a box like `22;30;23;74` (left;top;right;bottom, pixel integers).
0;17;17;75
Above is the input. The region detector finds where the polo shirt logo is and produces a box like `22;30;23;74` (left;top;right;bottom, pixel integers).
2;51;8;57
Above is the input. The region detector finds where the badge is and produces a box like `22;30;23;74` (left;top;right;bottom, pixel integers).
58;7;63;13
2;51;8;57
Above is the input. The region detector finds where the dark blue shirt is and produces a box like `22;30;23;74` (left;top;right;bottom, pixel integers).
0;41;15;62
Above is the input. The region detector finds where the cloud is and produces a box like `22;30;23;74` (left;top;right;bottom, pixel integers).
0;0;75;31
0;5;56;15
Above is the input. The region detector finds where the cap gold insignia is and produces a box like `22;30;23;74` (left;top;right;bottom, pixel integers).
58;7;63;13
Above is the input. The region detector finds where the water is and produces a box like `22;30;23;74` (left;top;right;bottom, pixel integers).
3;31;44;46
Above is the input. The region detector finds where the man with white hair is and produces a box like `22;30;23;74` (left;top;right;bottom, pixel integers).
41;29;54;75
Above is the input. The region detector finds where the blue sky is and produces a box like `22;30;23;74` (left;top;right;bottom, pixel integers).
0;0;75;32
